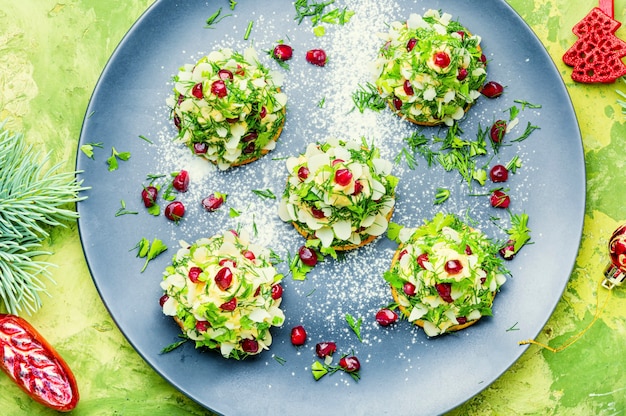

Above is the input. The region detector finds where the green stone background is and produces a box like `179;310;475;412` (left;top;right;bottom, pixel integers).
0;0;624;414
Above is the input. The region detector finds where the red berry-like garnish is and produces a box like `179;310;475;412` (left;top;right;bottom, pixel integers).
444;259;463;274
290;325;307;346
241;338;259;354
211;80;228;98
457;317;468;325
141;186;158;208
406;38;418;52
334;168;353;186
220;298;237;311
188;266;203;283
297;166;310;181
352;181;364;196
490;190;510;208
315;341;337;358
435;283;454;303
193;142;208;154
499;239;516;260
416;253;429;269
457;67;468;81
393;97;403;111
273;44;293;61
465;245;473;255
164;201;185;222
305;49;327;66
403;281;416;296
298;246;318;267
195;320;210;332
159;294;169;307
218;69;233;80
191;82;203;99
259;106;267;119
271;284;283;300
490;120;507;143
433;51;451;68
339;355;360;373
375;308;398;326
311;207;326;219
403;79;414;95
490;164;509;183
215;267;233;290
481;81;504;98
172;169;189;192
202;193;224;212
242;250;255;261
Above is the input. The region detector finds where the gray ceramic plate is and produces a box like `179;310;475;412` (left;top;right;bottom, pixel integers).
77;1;585;415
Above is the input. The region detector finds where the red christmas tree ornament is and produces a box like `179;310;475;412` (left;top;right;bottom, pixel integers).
603;223;626;289
563;0;626;83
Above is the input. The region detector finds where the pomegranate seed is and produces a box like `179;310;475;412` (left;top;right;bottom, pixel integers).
490;164;509;182
331;158;344;166
315;341;337;358
297;166;310;181
403;282;416;296
444;259;463;274
141;186;158;208
172;170;189;192
457;317;468;325
273;44;293;61
188;266;203;283
241;338;259;354
159;294;169;307
375;308;398;326
311;207;326;219
406;38;418;52
298;246;318;267
398;249;408;260
271;284;283;300
164;201;185;222
490;190;510;208
259;106;267;119
220;298;237;311
339;355;360;373
433;51;451;68
193;142;208;154
465;245;473;255
218;258;235;267
435;283;454;303
211;80;228;98
416;253;429;269
218;69;233;80
393;97;403;111
334;168;353;186
195;320;210;332
499;239;516;260
290;325;307;346
480;54;487;64
352;181;364;196
235;65;245;76
215;267;233;290
191;82;203;99
242;250;255;261
481;81;504;98
202;193;224;212
173;114;182;130
490;120;507;143
242;131;258;143
305;49;327;66
457;30;466;39
403;79;414;96
457;67;468;81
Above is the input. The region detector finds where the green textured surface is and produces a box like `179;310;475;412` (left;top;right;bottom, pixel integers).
0;0;625;414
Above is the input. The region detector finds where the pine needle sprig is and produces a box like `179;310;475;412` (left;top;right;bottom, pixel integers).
0;122;89;314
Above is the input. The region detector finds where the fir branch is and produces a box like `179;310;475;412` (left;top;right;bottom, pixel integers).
0;122;88;314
